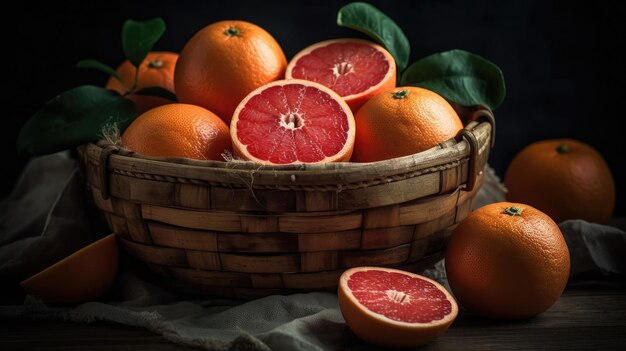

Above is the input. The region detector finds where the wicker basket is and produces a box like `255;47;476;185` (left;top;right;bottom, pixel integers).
78;107;494;299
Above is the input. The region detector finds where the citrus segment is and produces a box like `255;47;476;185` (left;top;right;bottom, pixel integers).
286;39;396;113
20;234;119;305
231;79;355;164
338;267;458;348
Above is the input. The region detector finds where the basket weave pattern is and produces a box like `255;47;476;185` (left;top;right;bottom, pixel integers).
79;115;493;299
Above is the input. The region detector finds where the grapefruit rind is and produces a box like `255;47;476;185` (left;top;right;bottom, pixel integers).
285;38;396;112
20;233;119;305
230;79;355;165
338;266;458;348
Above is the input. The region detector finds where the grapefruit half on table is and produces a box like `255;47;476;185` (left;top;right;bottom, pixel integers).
286;38;396;113
338;266;458;348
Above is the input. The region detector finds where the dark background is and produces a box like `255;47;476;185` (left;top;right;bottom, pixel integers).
4;0;624;216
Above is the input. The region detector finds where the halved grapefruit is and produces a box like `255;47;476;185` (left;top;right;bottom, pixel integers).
20;234;119;305
285;38;396;113
231;79;355;164
338;267;458;348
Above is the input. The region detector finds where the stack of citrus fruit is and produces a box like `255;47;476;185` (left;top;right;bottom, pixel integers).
113;19;463;166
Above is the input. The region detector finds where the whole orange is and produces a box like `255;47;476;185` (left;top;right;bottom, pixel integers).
445;202;571;320
352;87;463;162
121;103;231;161
504;139;615;224
105;51;178;114
175;20;287;124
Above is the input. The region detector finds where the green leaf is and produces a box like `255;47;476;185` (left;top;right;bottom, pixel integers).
400;49;506;109
122;18;166;67
76;59;123;84
337;2;410;72
134;87;177;102
17;85;137;155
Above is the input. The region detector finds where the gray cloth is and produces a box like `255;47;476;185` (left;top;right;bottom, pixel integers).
561;219;626;276
0;152;99;280
1;152;624;351
3;275;348;350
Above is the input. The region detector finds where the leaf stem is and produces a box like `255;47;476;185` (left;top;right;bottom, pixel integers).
556;144;570;154
504;207;524;216
124;64;140;96
392;90;409;99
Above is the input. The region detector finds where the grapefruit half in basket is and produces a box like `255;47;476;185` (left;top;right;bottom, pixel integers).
285;38;396;113
338;267;458;348
231;79;355;164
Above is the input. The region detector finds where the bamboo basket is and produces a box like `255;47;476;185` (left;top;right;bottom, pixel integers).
78;107;494;300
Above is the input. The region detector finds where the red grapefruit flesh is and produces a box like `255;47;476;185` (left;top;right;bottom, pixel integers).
338;267;458;348
231;79;355;164
286;38;396;113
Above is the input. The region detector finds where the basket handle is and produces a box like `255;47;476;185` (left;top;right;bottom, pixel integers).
470;105;496;148
457;106;495;192
98;145;120;200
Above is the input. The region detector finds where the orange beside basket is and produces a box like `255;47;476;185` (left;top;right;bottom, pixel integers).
78;107;494;299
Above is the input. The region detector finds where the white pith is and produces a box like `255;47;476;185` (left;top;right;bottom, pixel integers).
279;112;304;130
386;289;410;304
332;62;355;77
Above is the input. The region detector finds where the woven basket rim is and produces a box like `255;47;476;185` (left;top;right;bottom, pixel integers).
94;133;461;171
82;120;492;192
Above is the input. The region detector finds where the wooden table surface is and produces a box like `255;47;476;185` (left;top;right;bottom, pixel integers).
1;279;625;350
